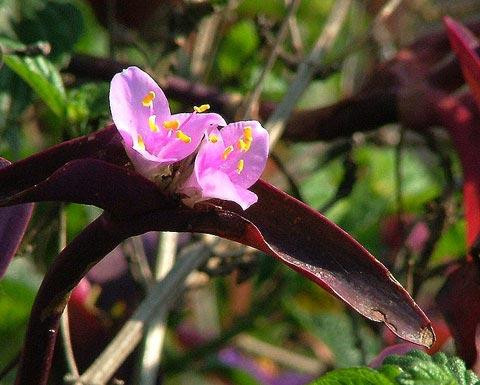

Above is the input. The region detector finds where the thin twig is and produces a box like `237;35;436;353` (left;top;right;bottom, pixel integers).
0;354;20;381
126;236;153;289
237;0;301;120
394;127;405;217
285;0;304;55
267;0;352;147
191;0;240;81
75;241;211;385
163;274;284;374
269;151;303;201
411;131;456;295
59;203;81;381
319;153;357;212
137;232;178;385
393;128;411;292
235;334;323;374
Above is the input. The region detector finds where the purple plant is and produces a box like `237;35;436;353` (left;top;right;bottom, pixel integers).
0;158;33;279
0;67;434;385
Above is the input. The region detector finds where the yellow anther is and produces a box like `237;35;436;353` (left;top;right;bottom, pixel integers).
148;115;159;132
137;134;145;150
237;159;244;174
142;91;156;107
223;145;234;160
193;104;210;113
209;134;219;143
163;119;180;130
237;138;251;152
243;126;253;142
176;130;191;143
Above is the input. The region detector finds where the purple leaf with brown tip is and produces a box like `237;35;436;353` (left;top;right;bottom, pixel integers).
0;158;33;279
0;132;434;347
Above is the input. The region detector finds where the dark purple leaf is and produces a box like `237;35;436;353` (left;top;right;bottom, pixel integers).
112;182;434;347
0;145;434;347
14;181;435;384
1;158;170;217
239;181;434;347
0;125;127;200
437;262;480;366
444;17;480;109
0;158;33;279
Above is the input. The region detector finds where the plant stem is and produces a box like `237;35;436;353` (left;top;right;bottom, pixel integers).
267;0;352;147
75;241;210;385
58;203;81;381
237;0;301;120
137;232;178;385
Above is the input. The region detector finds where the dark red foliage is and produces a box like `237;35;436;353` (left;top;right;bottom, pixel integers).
0;125;433;384
437;262;480;366
0;158;33;279
435;17;480;367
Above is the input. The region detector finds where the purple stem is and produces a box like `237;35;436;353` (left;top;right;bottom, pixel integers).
15;213;127;385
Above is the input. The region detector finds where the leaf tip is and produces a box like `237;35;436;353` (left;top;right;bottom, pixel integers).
419;324;436;348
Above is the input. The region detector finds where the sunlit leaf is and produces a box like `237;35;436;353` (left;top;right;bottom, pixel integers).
3;54;66;118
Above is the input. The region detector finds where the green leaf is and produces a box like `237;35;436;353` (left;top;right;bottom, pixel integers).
66;81;110;136
286;305;380;368
310;367;395;385
309;351;480;385
3;54;66;118
13;0;84;62
0;258;40;370
217;19;259;78
383;350;480;385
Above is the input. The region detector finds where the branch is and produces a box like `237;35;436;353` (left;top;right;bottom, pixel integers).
75;241;211;385
266;0;352;146
15;213;127;385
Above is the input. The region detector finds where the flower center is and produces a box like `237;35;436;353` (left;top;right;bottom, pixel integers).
236;159;244;174
223;145;234;160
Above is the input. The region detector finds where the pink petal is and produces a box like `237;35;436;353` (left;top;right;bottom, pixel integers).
219;121;269;188
181;121;268;209
109;66;170;155
196;168;258;210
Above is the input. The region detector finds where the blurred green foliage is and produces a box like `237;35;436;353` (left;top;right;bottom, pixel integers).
0;0;475;384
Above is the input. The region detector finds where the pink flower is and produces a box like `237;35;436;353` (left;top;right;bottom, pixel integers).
181;121;269;210
109;66;226;177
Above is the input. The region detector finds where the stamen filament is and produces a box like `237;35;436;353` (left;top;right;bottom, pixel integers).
237;159;244;174
137;134;145;150
223;145;234;160
148;115;159;132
